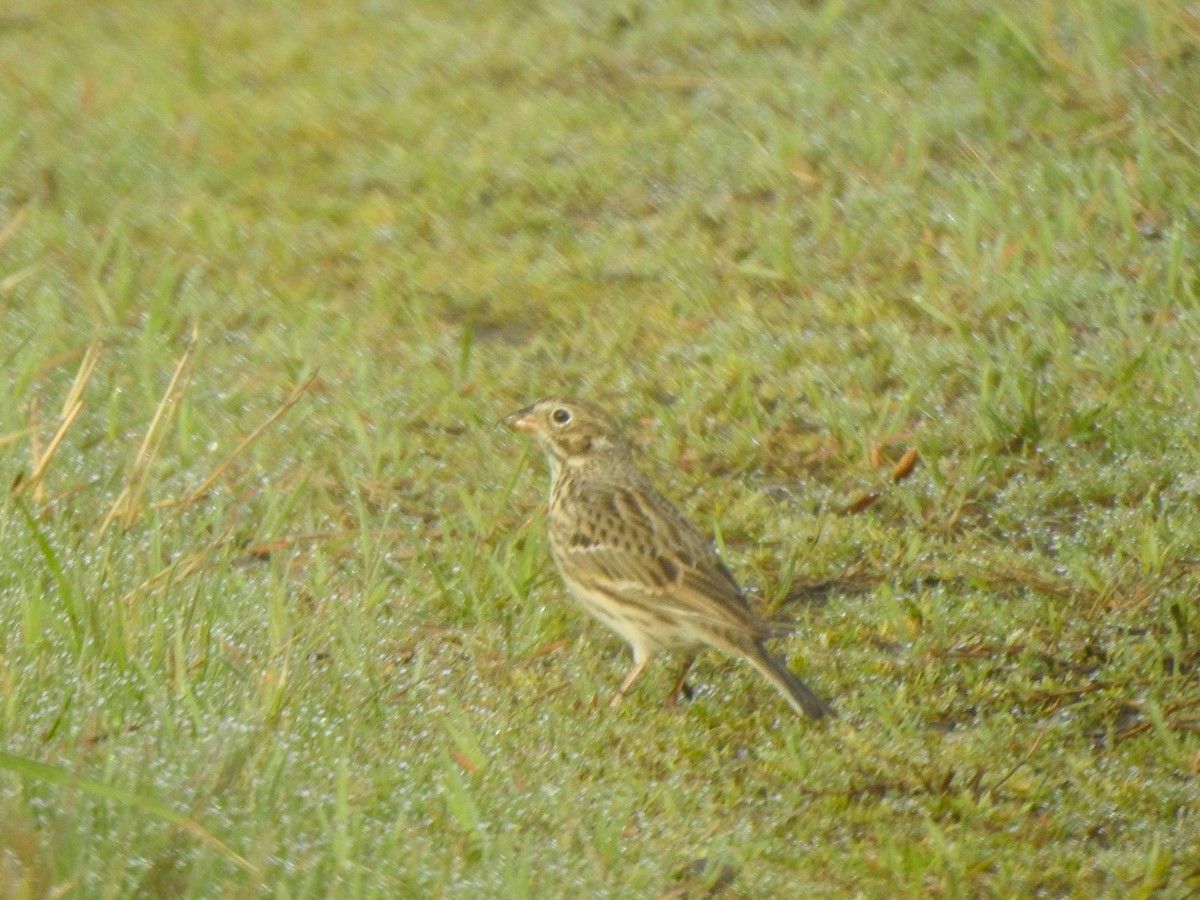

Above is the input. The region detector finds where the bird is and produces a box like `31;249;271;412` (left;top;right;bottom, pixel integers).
502;396;836;719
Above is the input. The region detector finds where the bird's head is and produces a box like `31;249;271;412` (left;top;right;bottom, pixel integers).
503;397;629;469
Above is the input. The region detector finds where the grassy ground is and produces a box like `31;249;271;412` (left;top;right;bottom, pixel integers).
2;0;1199;895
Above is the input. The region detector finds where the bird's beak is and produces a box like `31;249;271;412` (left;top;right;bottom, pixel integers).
501;406;537;432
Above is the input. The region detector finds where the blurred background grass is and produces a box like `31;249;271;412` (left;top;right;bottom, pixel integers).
1;0;1198;895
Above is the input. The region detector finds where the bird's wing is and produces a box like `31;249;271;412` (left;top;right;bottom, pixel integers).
553;478;768;637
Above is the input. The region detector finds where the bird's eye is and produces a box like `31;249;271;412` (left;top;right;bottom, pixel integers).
551;408;572;425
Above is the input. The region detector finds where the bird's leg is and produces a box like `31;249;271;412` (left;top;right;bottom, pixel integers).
610;654;650;709
665;654;697;708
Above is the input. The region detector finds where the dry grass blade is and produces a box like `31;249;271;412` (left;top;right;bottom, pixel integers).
121;527;234;606
844;491;880;513
169;369;319;515
892;447;920;482
59;342;103;419
0;426;34;449
1;261;50;293
18;341;102;502
242;527;415;558
844;442;919;513
19;396;42;494
0;205;30;250
98;327;199;536
0;206;49;293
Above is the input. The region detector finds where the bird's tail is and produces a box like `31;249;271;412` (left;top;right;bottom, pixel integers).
743;640;837;719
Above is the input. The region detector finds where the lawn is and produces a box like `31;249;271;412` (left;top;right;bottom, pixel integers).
1;0;1198;896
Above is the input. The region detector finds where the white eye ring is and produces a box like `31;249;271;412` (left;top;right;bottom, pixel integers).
551;408;572;425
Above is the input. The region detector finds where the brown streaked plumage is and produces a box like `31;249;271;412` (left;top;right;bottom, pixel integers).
503;396;836;719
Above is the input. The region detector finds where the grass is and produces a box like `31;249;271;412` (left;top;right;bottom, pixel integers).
1;0;1199;895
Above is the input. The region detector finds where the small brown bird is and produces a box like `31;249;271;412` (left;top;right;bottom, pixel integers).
503;397;835;718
